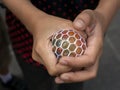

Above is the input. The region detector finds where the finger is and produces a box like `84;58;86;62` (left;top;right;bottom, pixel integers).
55;60;99;83
39;40;71;76
59;40;100;68
32;47;44;65
73;9;96;31
59;23;103;68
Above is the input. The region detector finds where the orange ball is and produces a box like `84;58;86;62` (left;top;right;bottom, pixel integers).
51;29;87;59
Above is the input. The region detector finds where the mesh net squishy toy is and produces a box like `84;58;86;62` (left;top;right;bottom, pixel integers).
51;29;87;59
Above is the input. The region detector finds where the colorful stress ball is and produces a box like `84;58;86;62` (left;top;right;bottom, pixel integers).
51;29;87;59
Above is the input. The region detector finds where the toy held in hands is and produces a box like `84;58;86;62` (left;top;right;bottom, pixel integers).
51;29;87;59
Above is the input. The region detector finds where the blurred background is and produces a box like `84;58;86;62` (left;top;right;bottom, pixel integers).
0;1;120;90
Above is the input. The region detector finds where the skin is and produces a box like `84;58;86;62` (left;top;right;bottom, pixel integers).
2;0;120;83
56;0;120;83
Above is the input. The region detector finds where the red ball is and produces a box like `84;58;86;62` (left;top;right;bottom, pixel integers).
51;29;87;59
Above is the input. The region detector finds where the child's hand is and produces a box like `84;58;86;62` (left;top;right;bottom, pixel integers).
55;9;105;83
31;14;76;76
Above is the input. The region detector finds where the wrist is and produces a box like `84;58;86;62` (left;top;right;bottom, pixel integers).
30;12;49;36
94;9;107;33
94;0;120;33
25;10;48;35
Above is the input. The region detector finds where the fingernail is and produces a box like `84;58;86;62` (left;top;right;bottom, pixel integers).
59;60;68;65
55;78;64;84
74;19;85;29
61;75;69;80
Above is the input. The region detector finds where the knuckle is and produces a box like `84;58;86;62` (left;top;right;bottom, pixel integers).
32;52;36;60
31;52;39;62
47;67;58;76
88;58;95;66
34;44;42;53
32;50;37;60
82;9;95;21
32;47;42;63
84;9;93;13
63;20;72;26
82;9;94;15
90;71;97;79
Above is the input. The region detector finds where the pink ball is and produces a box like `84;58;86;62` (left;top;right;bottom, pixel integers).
51;29;87;59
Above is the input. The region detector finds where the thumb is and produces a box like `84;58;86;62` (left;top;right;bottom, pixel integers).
73;10;96;32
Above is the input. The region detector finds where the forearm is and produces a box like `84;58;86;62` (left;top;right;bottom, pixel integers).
3;0;47;34
95;0;120;32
